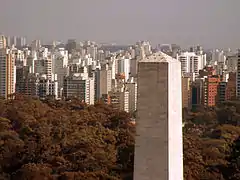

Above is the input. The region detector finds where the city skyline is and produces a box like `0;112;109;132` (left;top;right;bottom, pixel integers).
1;0;240;49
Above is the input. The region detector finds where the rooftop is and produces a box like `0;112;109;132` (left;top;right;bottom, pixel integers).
139;51;179;63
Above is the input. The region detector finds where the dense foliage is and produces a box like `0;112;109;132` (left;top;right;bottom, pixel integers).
0;96;134;179
183;103;240;180
0;96;239;179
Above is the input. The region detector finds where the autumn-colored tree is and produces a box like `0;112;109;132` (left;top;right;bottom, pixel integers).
183;104;240;180
0;97;135;179
0;96;240;180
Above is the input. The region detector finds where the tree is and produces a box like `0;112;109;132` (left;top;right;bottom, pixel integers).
0;97;135;179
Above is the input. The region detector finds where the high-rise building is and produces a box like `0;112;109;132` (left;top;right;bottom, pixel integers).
38;74;58;99
212;49;226;63
11;36;17;47
109;57;117;80
66;39;77;54
125;79;137;113
203;75;221;107
6;36;11;47
63;74;95;104
177;52;206;76
31;40;41;50
134;52;183;180
16;37;27;48
95;64;112;100
16;66;37;96
0;35;7;49
182;76;191;109
103;90;129;112
130;58;138;77
191;78;205;109
226;72;236;100
226;55;238;72
218;81;227;103
34;57;52;79
0;49;16;98
117;57;130;81
87;45;98;60
16;71;58;99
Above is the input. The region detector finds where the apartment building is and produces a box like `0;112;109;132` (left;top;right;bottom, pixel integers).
95;64;112;100
63;73;95;104
177;51;206;76
204;75;221;107
0;49;16;99
103;90;129;112
0;35;7;49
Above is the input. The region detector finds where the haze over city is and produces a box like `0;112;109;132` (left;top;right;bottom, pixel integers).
1;1;240;180
1;0;240;49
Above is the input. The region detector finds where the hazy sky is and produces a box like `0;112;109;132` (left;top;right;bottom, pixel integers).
1;0;240;49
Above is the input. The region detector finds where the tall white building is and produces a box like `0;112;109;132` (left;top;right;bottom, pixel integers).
87;45;97;60
11;36;17;47
177;52;206;76
134;52;183;180
142;41;152;56
52;56;68;97
212;49;226;63
16;37;26;48
12;49;25;66
109;57;117;80
31;40;41;50
117;57;130;81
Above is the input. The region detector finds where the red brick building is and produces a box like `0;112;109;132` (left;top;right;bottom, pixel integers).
204;75;221;106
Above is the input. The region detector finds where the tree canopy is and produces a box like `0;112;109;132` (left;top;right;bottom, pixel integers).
0;96;134;180
0;96;239;179
183;102;240;180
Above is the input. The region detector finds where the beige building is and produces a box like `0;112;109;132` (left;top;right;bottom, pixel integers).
0;49;16;99
134;52;183;180
107;90;129;112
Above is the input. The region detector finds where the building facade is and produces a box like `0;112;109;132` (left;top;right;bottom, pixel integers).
177;52;206;76
0;49;16;98
95;65;112;100
125;81;137;113
0;35;7;49
226;72;236;100
204;75;221;107
63;74;95;104
134;52;183;180
182;76;191;109
218;82;227;103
